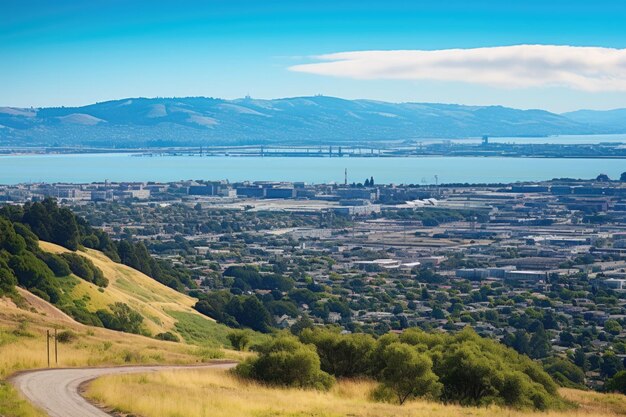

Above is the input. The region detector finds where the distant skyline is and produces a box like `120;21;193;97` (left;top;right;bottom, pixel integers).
3;1;626;112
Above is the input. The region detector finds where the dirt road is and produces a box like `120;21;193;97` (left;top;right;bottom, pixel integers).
10;362;236;417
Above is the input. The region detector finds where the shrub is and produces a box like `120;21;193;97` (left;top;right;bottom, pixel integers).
377;342;441;404
234;336;335;390
9;252;61;303
0;261;17;296
37;252;71;277
155;332;180;342
606;370;626;394
96;302;143;334
56;330;77;344
194;347;225;361
123;350;143;363
431;328;560;410
544;358;586;388
61;253;108;287
227;329;252;351
300;327;376;377
60;304;103;327
298;326;563;410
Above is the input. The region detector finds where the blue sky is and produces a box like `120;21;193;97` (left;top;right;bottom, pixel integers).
2;0;626;111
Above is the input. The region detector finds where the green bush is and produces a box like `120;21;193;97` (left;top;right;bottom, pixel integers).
96;302;143;334
544;358;586;389
227;329;252;351
377;342;441;404
155;331;180;342
9;252;60;303
59;304;103;327
61;252;108;287
606;370;626;394
38;252;71;277
429;328;560;410
299;327;376;377
0;260;17;296
56;330;77;344
298;327;563;410
234;336;335;390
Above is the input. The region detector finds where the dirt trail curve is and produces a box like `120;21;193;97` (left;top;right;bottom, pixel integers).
10;362;236;417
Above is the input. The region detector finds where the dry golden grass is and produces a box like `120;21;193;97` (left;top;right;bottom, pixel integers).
87;368;626;417
0;242;246;416
560;388;626;415
39;241;213;337
0;291;247;380
0;289;241;417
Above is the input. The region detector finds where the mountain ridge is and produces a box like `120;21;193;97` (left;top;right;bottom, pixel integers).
0;96;622;147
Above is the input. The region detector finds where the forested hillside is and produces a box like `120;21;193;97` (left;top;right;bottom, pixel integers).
0;199;227;340
0;199;194;291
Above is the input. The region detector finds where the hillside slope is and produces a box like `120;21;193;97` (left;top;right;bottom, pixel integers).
0;96;603;146
0;277;235;417
0;242;244;417
38;241;226;341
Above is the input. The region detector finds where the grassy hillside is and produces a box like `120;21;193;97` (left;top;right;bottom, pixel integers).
0;286;241;417
87;367;626;417
39;241;232;344
0;242;249;417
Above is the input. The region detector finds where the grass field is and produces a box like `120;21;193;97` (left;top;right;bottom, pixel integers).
0;242;248;417
87;368;626;417
0;289;242;417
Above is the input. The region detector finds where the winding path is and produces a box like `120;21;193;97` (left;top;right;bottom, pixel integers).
10;362;236;417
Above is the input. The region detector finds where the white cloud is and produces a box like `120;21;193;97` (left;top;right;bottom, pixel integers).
288;45;626;92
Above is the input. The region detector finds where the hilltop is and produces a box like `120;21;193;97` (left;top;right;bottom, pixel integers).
0;96;612;147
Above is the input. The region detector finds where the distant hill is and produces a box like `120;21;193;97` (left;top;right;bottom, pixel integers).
0;96;611;147
562;108;626;133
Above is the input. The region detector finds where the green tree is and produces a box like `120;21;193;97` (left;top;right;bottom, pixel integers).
606;370;626;394
544;358;586;388
604;320;622;335
8;252;60;303
235;336;334;390
529;324;551;359
38;252;71;277
509;330;530;355
377;342;441;405
227;329;252;351
0;218;26;255
573;349;589;372
0;260;17;296
231;296;273;333
300;328;376;377
600;352;624;378
290;315;314;336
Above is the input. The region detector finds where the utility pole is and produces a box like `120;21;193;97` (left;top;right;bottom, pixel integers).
54;329;58;365
46;329;59;367
46;330;50;368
